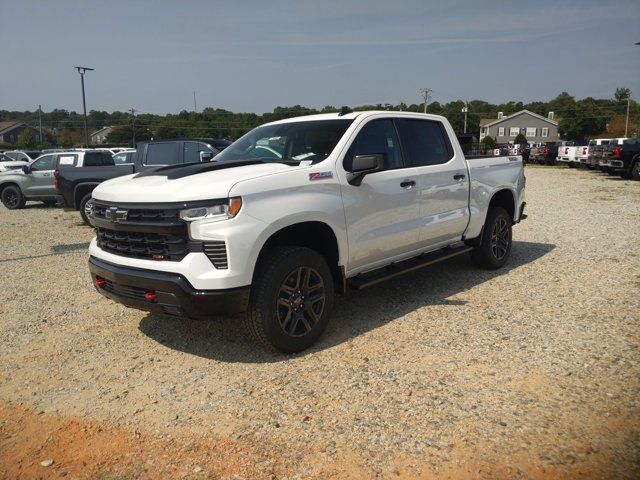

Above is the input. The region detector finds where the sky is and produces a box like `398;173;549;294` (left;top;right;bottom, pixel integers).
1;0;639;115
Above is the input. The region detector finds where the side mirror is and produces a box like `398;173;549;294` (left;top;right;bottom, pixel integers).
21;165;31;174
200;151;214;162
347;154;387;186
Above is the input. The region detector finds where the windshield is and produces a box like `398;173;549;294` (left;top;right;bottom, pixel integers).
214;119;353;165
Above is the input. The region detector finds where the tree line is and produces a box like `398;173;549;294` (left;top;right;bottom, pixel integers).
1;88;636;148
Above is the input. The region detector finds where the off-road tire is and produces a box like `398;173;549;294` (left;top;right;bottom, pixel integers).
245;246;334;353
471;206;512;270
79;193;93;225
1;185;26;210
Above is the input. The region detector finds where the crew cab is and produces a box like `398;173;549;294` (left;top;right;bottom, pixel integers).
56;139;230;224
0;150;114;210
87;111;526;353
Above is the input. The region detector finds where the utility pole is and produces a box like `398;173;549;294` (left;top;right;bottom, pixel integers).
420;87;432;113
75;66;94;146
193;91;197;112
38;105;43;145
462;101;469;134
129;108;138;148
624;98;630;137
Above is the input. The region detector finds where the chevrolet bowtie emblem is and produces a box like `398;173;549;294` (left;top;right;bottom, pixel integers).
106;207;128;223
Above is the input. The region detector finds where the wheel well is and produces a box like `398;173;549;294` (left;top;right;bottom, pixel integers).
257;222;343;291
0;182;21;196
489;189;515;222
74;184;96;209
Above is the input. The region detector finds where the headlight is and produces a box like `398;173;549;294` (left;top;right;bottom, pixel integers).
179;197;242;222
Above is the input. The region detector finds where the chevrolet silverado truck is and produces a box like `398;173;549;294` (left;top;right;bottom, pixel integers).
57;138;231;224
87;111;526;353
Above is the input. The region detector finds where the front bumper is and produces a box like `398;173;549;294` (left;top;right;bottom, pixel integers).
89;256;250;318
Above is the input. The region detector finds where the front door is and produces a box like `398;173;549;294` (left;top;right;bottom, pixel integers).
339;118;421;274
23;155;55;196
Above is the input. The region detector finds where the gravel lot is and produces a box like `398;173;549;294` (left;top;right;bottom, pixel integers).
1;167;639;479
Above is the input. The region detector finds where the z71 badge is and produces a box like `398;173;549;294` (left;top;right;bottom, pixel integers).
309;171;333;181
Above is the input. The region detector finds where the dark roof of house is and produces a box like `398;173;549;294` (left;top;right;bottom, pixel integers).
91;126;113;136
482;110;558;128
0;121;26;135
479;118;493;127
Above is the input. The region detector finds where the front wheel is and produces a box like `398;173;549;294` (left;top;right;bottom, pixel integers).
245;246;334;353
1;186;26;210
631;159;640;181
471;206;513;269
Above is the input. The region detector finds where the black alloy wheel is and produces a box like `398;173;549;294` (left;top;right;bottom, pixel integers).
277;266;326;337
490;216;511;261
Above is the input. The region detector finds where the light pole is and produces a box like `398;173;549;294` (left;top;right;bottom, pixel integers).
462;102;469;134
38;105;43;145
75;66;94;146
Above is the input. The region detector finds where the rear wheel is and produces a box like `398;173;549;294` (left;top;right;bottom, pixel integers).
631;159;640;181
245;246;334;353
1;186;26;210
79;193;93;225
471;206;512;270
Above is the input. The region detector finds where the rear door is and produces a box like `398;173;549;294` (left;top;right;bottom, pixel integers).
340;118;421;272
394;118;470;248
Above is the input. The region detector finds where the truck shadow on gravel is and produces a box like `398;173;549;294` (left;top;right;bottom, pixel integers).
139;240;555;363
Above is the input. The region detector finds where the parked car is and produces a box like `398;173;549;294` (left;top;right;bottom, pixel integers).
0;150;114;210
587;138;611;168
575;145;590;166
56;139;228;224
607;137;640;180
0;153;29;172
3;150;41;162
599;138;629;172
86;111;526;353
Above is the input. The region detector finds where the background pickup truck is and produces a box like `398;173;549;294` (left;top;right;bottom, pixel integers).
87;111;526;353
0;150;114;210
56;138;231;224
605;137;640;179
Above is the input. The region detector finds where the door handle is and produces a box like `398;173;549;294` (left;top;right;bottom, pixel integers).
400;180;416;189
453;174;466;180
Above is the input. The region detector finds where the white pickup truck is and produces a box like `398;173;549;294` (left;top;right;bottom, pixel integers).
87;111;526;352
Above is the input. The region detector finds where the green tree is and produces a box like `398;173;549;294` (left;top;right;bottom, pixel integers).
16;129;37;148
614;87;631;102
514;133;528;145
480;136;495;150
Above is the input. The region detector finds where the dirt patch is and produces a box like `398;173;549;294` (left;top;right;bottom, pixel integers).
1;403;634;479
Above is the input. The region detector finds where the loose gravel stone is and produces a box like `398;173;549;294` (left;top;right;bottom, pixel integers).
0;167;639;478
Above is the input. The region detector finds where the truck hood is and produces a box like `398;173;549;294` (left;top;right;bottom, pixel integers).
92;161;293;203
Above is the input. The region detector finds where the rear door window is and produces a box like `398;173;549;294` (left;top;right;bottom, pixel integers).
57;154;78;167
395;119;454;167
145;143;180;165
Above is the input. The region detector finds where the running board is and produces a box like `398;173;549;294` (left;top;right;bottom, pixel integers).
348;245;473;290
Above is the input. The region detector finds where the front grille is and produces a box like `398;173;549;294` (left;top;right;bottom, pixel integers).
96;227;188;261
100;278;147;301
203;241;228;269
92;203;181;223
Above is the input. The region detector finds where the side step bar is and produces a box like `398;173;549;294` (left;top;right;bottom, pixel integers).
348;245;473;290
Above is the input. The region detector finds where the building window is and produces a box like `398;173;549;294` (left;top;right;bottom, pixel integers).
526;127;536;137
498;127;505;137
542;128;549;137
509;127;519;137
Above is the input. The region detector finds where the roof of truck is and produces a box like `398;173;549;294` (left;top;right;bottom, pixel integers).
264;110;447;126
